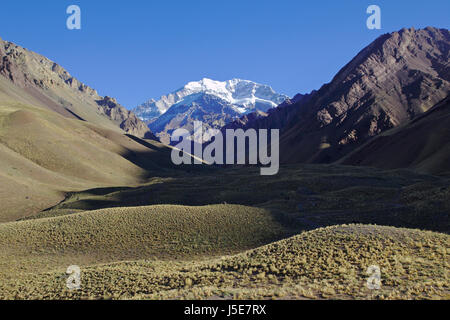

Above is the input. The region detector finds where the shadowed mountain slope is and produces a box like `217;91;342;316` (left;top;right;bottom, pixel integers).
340;95;450;175
0;100;175;222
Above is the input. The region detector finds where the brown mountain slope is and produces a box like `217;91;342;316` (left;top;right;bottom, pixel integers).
0;100;174;222
0;37;154;139
224;27;449;168
339;96;450;175
279;27;449;164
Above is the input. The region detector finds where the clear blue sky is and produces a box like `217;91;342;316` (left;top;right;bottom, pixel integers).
0;0;448;109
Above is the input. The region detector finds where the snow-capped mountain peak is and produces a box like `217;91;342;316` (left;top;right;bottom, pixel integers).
133;78;288;122
132;78;289;144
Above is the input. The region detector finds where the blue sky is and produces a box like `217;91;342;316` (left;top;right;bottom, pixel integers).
0;0;448;109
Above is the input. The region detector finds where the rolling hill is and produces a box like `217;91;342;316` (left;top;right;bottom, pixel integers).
0;223;447;300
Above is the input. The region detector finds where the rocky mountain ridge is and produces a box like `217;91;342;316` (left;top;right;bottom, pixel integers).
0;37;155;139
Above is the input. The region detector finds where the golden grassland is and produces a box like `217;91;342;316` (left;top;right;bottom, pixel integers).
0;224;447;300
0;159;449;300
0;205;287;275
0;151;448;300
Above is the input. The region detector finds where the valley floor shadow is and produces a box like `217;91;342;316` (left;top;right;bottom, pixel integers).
43;164;450;234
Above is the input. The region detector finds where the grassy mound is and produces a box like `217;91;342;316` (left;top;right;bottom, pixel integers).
0;204;287;275
0;224;447;300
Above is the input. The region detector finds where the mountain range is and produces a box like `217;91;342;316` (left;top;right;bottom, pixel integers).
132;78;288;144
2;27;448;176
